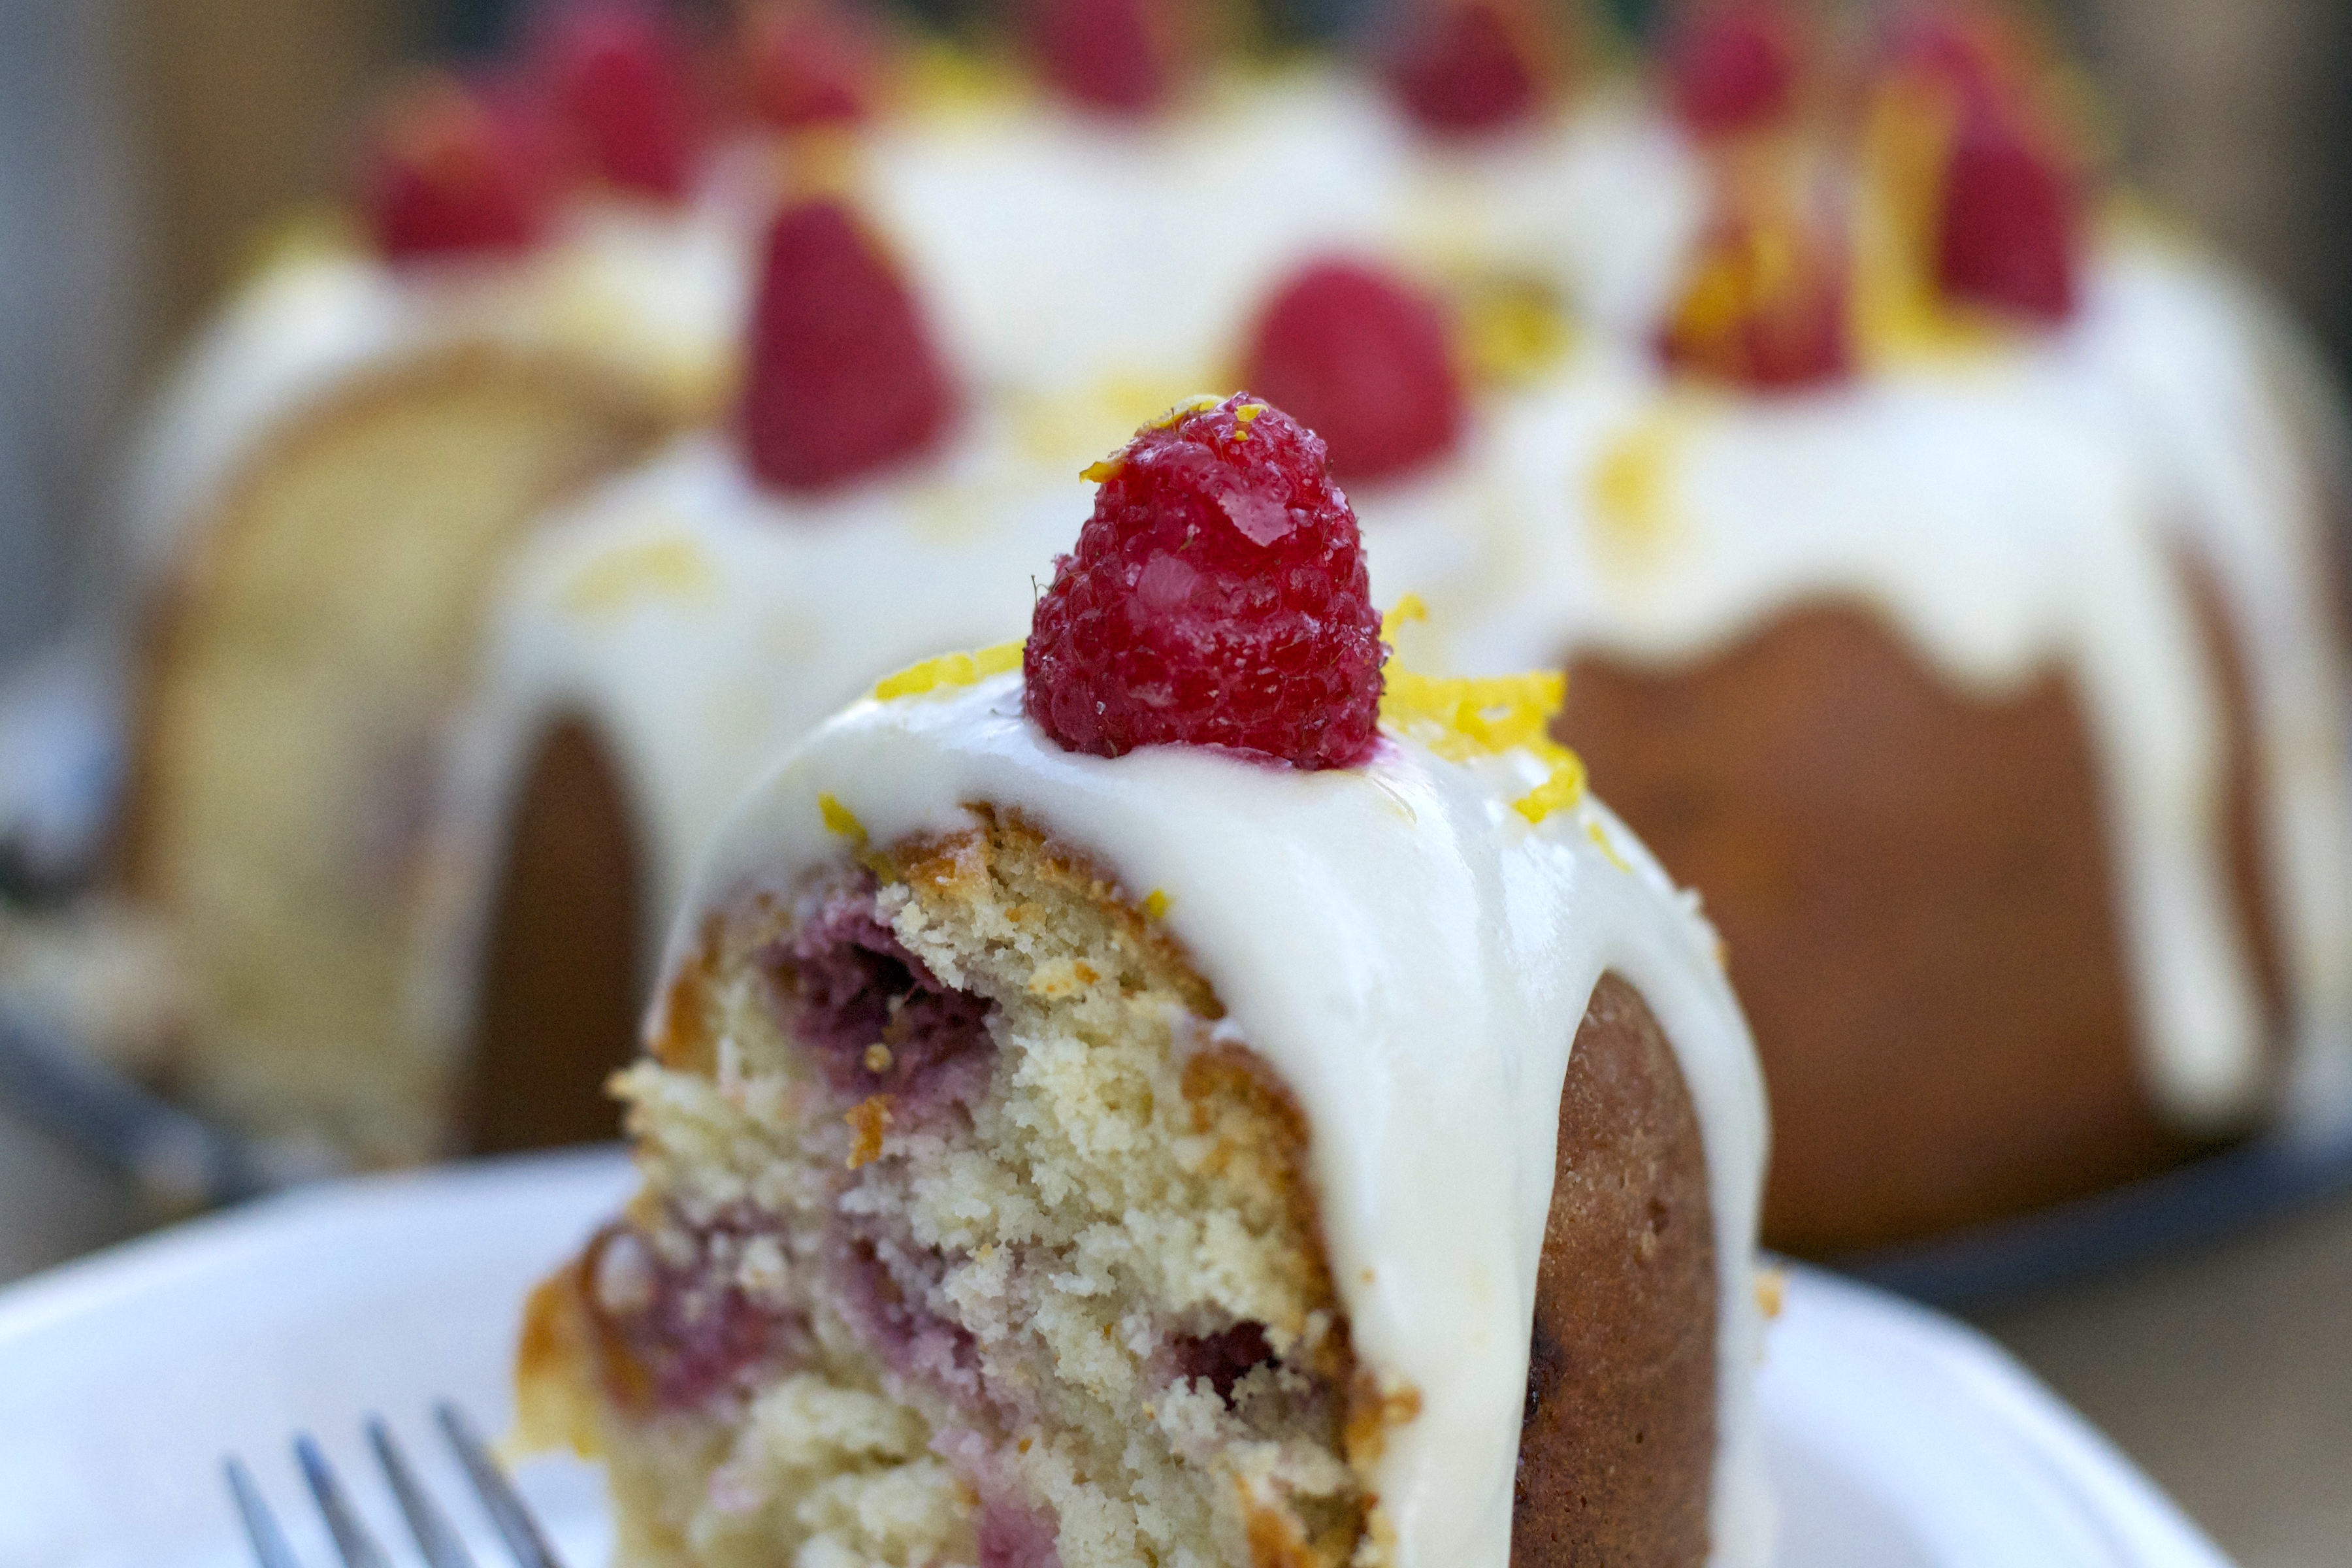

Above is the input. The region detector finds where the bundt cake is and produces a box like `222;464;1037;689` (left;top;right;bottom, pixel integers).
514;395;1772;1568
112;10;753;1160
1448;4;2352;1252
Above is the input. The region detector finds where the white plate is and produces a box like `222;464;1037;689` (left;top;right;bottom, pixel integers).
0;1150;2233;1568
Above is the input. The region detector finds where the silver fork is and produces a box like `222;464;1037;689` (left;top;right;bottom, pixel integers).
224;1403;564;1568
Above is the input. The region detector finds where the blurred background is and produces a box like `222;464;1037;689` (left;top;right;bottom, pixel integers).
3;0;2349;674
3;0;2350;1561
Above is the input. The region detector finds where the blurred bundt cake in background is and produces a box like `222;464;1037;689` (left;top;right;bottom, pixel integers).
1453;2;2352;1250
115;6;746;1162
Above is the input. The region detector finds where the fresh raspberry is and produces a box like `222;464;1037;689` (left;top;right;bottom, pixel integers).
1028;0;1176;118
1664;1;1799;140
1243;261;1463;483
1024;395;1384;769
740;200;953;491
1384;0;1544;139
1658;207;1852;391
1934;107;2079;323
536;0;705;201
742;2;879;129
360;73;555;260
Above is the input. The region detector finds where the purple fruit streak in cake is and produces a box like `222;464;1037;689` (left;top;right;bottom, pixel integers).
977;1496;1064;1568
934;1428;1064;1568
589;1216;806;1413
1169;1320;1276;1403
764;881;996;1118
834;1229;987;1405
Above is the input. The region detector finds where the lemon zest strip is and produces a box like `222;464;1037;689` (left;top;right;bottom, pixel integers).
819;794;868;847
874;641;1024;702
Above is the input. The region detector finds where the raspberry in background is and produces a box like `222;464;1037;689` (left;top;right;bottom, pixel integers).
743;2;880;129
740;201;953;491
1384;0;1546;138
1024;394;1385;770
361;73;556;259
1244;261;1463;483
1028;0;1177;118
1879;3;2021;118
1935;108;2078;323
536;0;704;201
1658;207;1852;391
1664;1;1799;140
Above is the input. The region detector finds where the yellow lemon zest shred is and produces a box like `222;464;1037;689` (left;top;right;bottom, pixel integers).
1148;393;1226;431
818;794;868;847
1142;889;1171;921
1375;598;1588;826
1584;814;1632;872
1380;592;1429;642
874;640;1024;702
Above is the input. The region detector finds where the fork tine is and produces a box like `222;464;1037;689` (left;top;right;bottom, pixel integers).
367;1417;477;1568
226;1456;306;1568
436;1403;564;1568
295;1434;395;1568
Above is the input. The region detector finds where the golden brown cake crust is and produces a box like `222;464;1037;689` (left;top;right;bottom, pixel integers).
1513;973;1718;1568
113;341;669;1158
1557;590;2279;1254
118;342;667;896
466;716;647;1152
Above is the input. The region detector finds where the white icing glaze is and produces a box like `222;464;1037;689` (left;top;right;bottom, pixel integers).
110;200;748;588
2072;238;2352;1116
860;70;1697;410
670;671;1774;1568
423;423;1504;1041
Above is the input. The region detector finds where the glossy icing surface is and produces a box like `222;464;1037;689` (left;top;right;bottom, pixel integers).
673;671;1774;1568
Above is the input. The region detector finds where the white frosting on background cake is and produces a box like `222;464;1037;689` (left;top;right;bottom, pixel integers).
110;201;747;585
674;670;1774;1568
1454;239;2352;1128
2075;237;2352;1117
862;69;1702;429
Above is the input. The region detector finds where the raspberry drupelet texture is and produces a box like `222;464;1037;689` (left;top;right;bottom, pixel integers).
361;73;555;259
740;199;953;491
1244;260;1463;483
1024;395;1385;769
536;0;704;201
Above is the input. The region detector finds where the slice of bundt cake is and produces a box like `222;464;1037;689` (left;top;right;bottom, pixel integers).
515;396;1772;1567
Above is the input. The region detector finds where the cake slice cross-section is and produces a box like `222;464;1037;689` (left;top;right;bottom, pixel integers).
517;396;1771;1567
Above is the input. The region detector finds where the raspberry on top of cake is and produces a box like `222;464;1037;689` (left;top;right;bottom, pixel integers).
515;393;1772;1568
